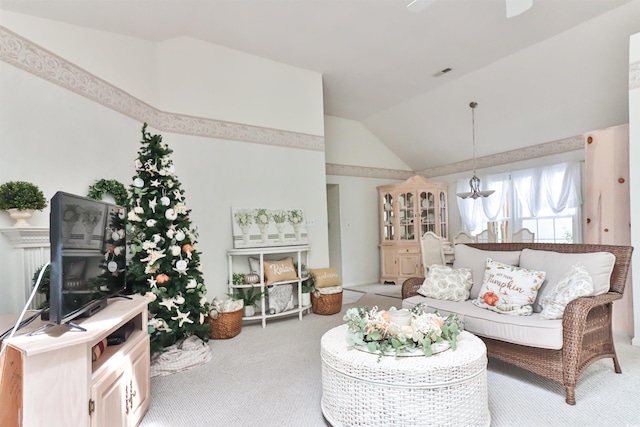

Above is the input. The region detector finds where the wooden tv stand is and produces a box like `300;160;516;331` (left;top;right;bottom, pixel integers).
0;294;153;427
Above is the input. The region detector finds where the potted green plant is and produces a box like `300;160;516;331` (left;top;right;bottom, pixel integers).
0;181;47;227
300;273;315;307
230;286;265;317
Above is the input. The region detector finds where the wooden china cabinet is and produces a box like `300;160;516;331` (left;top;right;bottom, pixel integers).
377;175;449;285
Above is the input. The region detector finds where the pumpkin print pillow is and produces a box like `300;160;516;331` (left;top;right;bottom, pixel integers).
473;258;546;316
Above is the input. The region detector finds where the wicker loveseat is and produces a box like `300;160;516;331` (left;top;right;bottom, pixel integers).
402;243;633;405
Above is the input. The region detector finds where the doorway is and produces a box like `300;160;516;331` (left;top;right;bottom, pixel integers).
326;184;342;280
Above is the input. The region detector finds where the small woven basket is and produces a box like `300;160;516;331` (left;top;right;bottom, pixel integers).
208;308;242;339
311;291;342;315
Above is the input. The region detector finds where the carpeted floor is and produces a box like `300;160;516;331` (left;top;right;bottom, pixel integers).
344;282;403;299
140;292;640;427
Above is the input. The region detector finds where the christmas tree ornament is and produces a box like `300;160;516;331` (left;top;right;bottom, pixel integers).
112;231;120;241
149;197;158;212
107;261;118;273
161;196;171;206
175;230;185;241
151;179;160;187
165;208;178;220
171;309;193;327
156;273;170;284
158;298;176;311
171;245;181;256
166;228;175;239
176;259;188;272
186;279;197;289
134;178;144;188
182;244;194;253
135;159;143;169
118;208;126;220
146;219;157;227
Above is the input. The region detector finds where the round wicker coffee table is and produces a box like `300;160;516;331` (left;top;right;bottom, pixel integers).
320;325;490;427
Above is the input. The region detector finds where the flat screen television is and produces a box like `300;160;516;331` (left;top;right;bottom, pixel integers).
47;191;128;326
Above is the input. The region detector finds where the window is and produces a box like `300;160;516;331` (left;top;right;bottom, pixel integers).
457;162;582;243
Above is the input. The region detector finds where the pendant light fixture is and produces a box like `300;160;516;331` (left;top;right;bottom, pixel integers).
456;102;495;199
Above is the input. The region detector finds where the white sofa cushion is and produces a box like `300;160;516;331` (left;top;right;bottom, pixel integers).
417;264;473;301
403;295;563;349
452;244;522;299
519;249;615;312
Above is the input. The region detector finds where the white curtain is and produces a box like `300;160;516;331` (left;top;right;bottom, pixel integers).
457;162;581;236
512;162;581;217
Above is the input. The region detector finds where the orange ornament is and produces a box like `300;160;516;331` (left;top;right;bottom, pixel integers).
182;244;194;253
156;273;170;284
483;292;499;306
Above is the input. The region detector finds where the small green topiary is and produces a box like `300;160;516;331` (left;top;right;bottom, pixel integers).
0;181;47;211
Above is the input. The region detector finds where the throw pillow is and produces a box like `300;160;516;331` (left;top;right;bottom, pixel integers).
267;284;294;314
519;249;615;312
473;258;546;316
540;262;594;320
263;258;298;286
248;257;261;274
309;267;341;289
417;264;473;302
453;244;522;299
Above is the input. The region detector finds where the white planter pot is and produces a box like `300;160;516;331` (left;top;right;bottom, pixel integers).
301;292;311;307
243;305;256;317
7;209;34;227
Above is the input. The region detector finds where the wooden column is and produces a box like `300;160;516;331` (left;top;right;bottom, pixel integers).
584;124;632;336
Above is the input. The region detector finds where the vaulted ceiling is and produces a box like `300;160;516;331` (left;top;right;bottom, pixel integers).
1;0;639;171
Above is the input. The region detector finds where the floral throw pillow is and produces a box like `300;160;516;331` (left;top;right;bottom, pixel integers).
417;264;473;302
473;258;546;316
540;262;594;320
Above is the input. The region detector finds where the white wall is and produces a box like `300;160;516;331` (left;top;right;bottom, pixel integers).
0;11;159;105
156;37;324;135
324;116;409;286
0;19;327;314
630;32;640;345
324;115;411;170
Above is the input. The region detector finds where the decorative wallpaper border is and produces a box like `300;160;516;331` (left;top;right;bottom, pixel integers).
631;60;640;90
416;134;585;178
0;26;324;151
325;164;414;180
328;134;584;180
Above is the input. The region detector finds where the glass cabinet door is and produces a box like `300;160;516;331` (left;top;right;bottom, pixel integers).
420;191;436;236
382;193;394;240
439;191;448;239
398;192;415;240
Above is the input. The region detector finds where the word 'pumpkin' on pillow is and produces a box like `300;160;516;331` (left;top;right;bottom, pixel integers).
473;258;546;316
309;267;341;288
263;258;298;286
417;264;472;302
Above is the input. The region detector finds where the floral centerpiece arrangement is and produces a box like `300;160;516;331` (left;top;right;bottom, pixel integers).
343;303;460;358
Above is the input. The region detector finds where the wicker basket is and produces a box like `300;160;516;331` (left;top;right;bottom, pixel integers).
311;291;342;315
208;308;242;339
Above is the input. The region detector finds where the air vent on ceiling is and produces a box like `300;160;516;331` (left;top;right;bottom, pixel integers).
433;68;452;77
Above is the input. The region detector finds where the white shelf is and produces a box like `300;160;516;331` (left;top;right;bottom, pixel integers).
227;245;310;328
